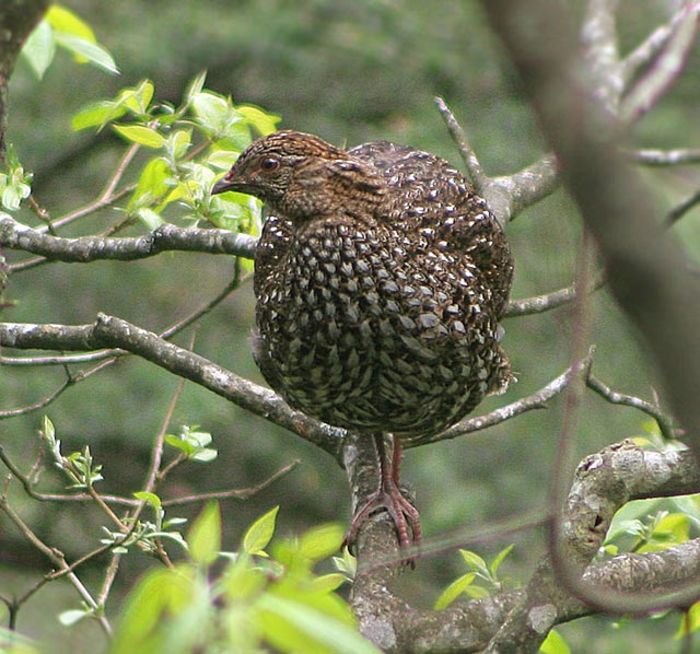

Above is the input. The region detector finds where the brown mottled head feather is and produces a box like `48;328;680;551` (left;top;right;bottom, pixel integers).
212;130;386;222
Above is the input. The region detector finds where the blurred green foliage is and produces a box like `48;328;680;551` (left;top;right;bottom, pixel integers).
1;1;700;652
109;504;375;654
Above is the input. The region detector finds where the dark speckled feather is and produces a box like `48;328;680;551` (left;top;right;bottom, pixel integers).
219;130;513;439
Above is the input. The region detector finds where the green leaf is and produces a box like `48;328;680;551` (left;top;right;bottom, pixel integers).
54;33;118;75
257;594;381;654
207;150;240;170
460;549;489;575
191;91;230;129
489;543;514;577
191;447;218;463
58;608;90;627
463;584;491;599
113;124;165;148
191;91;242;136
539;629;571;654
71;101;126;131
310;573;347;594
111;567;194;654
675;601;700;639
242;506;279;556
21;20;56;79
655;513;689;543
185;71;208;108
122;80;154;115
165;129;192;161
238;105;280;136
164;433;196;456
133;491;162;509
42;415;56;442
298;524;344;562
433;572;476;610
223;556;267;600
46;6;96;42
187;501;221;565
128;157;171;212
332;547;357;579
0;625;37;653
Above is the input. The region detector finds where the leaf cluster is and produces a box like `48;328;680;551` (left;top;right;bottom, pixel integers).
111;504;378;654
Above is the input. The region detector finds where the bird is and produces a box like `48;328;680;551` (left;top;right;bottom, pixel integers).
212;129;513;552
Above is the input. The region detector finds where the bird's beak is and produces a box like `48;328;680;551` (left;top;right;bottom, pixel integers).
211;176;237;195
211;171;259;196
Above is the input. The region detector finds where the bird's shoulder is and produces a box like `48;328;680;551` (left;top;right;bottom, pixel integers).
349;141;505;252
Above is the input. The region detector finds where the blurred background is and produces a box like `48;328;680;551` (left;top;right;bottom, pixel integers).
1;0;700;651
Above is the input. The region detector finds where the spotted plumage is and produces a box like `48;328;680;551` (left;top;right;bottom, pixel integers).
212;130;514;550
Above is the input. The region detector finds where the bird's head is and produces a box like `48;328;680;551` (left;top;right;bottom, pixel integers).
211;130;385;222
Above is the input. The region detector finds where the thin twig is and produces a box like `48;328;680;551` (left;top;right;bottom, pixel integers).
630;147;700;166
27;195;52;231
0;498;112;637
405;350;594;448
620;4;700;124
0;377;73;419
0;274;243;368
97;143;140;206
96;553;122;608
434;96;488;193
161;459;301;507
34;181;135;236
621;5;691;84
586;371;677;440
666;188;700;226
504;272;605;317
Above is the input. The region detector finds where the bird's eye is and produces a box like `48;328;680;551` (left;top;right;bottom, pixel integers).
260;157;280;171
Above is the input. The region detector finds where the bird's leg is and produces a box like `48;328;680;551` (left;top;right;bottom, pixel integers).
345;433;422;555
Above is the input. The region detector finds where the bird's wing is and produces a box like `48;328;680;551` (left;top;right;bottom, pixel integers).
350;141;513;317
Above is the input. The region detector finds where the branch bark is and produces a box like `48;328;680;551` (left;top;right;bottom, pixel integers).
347;440;700;653
480;0;700;458
0;216;258;264
0;313;345;456
0;0;50;158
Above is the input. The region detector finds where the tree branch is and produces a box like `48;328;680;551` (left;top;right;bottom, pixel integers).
630;147;700;166
0;0;50;158
434;97;489;194
586;370;677;440
580;0;623;114
620;4;700;124
0;216;257;265
407;351;593;448
348;438;700;653
0;314;345;456
480;0;700;459
484;441;700;653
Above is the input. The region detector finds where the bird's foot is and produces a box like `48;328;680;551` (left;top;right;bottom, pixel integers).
345;479;422;566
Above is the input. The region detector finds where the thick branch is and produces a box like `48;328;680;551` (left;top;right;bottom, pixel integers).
0;314;343;456
484;440;700;652
0;0;50;157
489;155;560;223
349;438;700;653
481;0;700;459
0;216;257;264
580;0;623;114
434;96;561;225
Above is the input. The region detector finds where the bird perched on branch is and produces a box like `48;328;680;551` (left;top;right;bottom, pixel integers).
212;130;513;552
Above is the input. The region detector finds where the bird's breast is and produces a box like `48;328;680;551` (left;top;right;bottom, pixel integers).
253;220;506;435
